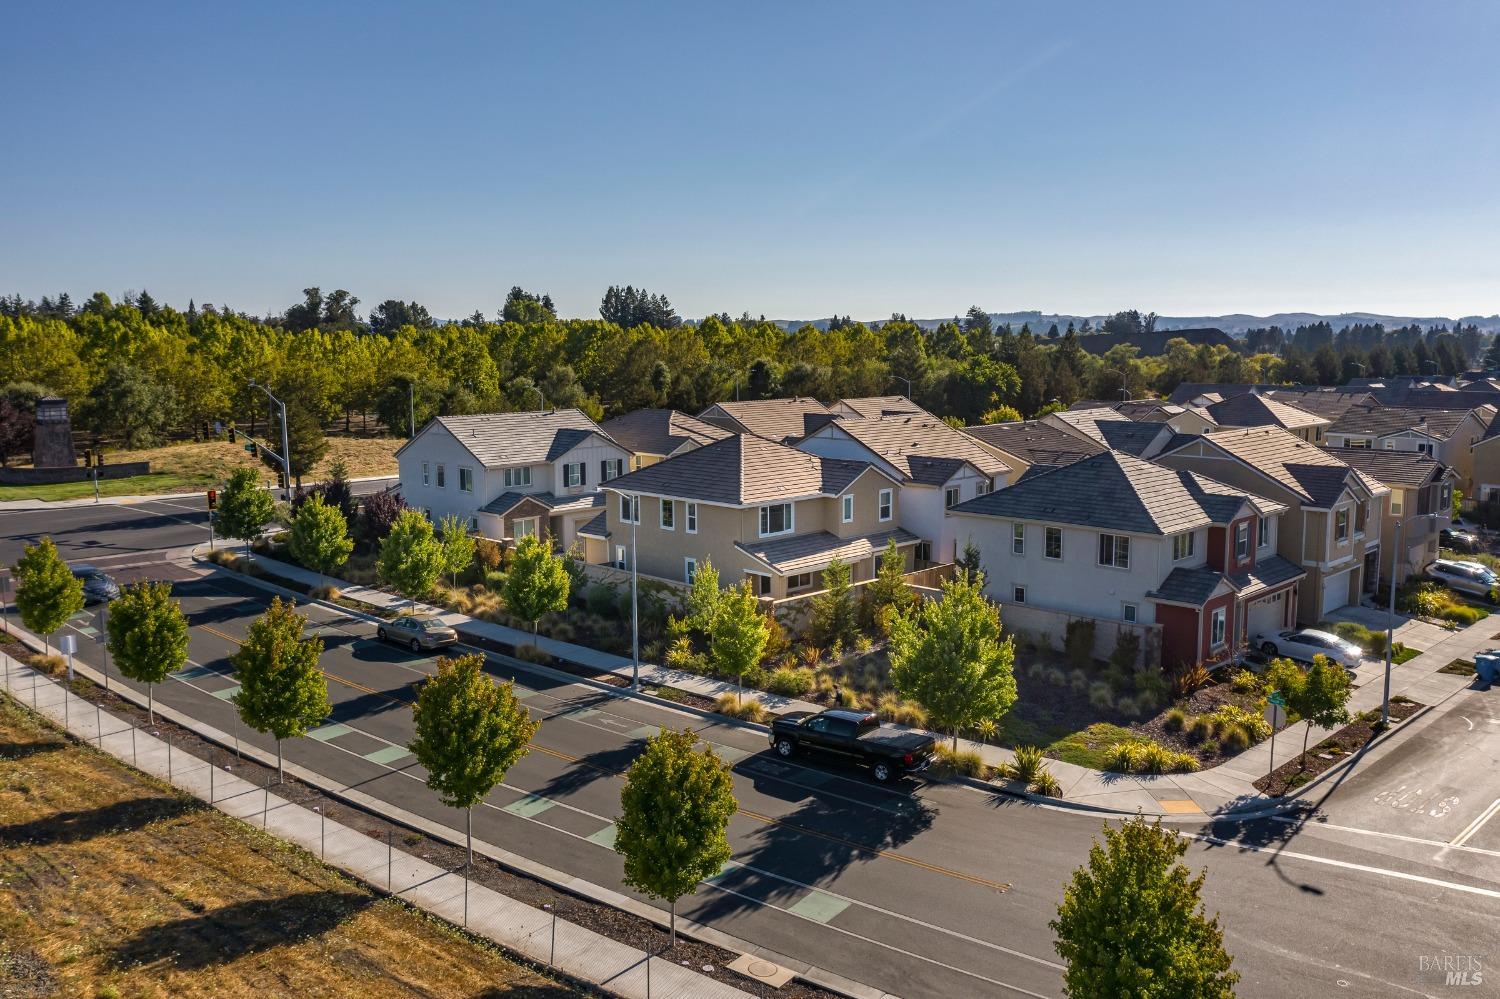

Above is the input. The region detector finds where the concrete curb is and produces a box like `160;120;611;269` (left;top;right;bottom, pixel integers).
0;475;397;511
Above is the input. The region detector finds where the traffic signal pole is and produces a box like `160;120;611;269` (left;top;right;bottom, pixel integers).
247;379;292;500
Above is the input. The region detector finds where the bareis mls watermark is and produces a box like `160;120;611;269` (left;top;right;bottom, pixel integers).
1418;955;1484;987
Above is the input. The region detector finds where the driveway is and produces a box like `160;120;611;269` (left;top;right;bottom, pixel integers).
1326;603;1454;652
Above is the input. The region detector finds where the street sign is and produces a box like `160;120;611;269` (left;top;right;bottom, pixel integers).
1268;689;1286;706
59;634;77;656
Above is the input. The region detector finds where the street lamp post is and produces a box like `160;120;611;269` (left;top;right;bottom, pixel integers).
532;386;546;412
248;379;292;500
1383;511;1440;725
893;375;913;398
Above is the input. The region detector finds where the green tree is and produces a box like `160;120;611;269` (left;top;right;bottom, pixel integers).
1051;816;1238;998
889;573;1017;747
288;494;353;587
104;580;188;724
377;509;446;609
11;537;84;655
216;466;276;555
865;538;915;634
231;597;330;782
409;653;538;865
280;404;329;487
709;581;769;700
1297;654;1354;759
683;556;722;634
810;557;857;650
956;538;985;587
83;362;178;448
979;404;1022;424
614;728;736;946
437;513;477;589
502;534;570;633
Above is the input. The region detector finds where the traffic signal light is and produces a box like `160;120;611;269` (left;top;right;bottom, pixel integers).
82;448;93;468
206;489;217;510
228;426;237;443
277;472;287;489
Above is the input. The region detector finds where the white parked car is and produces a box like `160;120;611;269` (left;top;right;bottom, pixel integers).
1256;629;1362;669
1426;559;1498;598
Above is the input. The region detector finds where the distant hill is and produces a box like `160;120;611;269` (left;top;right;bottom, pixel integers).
767;310;1500;335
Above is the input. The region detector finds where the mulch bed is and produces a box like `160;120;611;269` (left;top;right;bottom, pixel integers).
1253;698;1424;796
1132;680;1268;766
0;637;838;999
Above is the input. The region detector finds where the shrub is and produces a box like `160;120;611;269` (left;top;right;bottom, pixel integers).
766;667;816;697
664;636;698;671
586;583;618;617
1199;737;1220;756
1169;751;1200;773
933;745;988;779
1163;707;1188;732
1220;726;1251;752
1171;663;1212;698
652;686;685;703
1446;604;1488;626
1116;696;1140;717
473;538;503;573
1088;681;1114;711
876;693;929;728
714;694;769;723
1229;668;1263;694
1208;703;1271;742
1186;715;1213;742
512;643;550;665
1007;745;1045;784
1109;630;1141;672
1103;740;1143;773
1137;741;1175;774
740;666;768;690
1024;660;1047;681
1064;619;1095;668
484;569;507;591
1135;672;1170;708
1068;668;1089;692
309;584;341;601
1030;770;1063;797
1043;666;1068;687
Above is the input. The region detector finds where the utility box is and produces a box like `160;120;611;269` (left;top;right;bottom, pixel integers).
1474;652;1500;685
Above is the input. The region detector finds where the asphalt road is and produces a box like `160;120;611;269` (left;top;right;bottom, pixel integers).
4;502;1500;998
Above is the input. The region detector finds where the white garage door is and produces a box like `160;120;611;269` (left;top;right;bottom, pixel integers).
1247;592;1284;639
1322;569;1352;614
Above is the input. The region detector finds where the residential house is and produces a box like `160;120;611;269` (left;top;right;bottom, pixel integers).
395;410;630;549
697;397;835;444
796;413;1012;563
1322;403;1492;497
828;395;929;420
1470;413;1500;504
1322;447;1455;585
591;434;914;597
1203;391;1329;442
1264;387;1378;423
1043;406;1174;457
597;409;731;470
948;450;1301;670
963;419;1105;481
1111;399;1218;435
1157;426;1388;623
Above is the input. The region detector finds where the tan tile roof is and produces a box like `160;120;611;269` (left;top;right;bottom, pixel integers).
738;528;920;574
400;409;612;468
834;395;928;420
1328;403;1482;441
1171;426;1385;507
598;409;730;457
1206;393;1329;431
1048;407;1170;455
830;415;1010;484
1319;446;1449;487
698;397;834;443
602;434;879;505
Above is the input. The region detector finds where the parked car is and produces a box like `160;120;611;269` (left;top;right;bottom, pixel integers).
1256;628;1362;669
1427;559;1499;598
376;615;459;652
1441;527;1480;553
768;708;936;783
70;565;119;605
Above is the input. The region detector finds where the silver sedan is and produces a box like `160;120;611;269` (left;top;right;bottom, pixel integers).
377;615;459;653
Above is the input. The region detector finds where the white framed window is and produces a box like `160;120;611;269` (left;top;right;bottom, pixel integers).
975;479;992;496
945;486;960;509
1098;533;1130;569
878;488;892;521
759;502;793;537
1012;523;1025;555
436;464;446;488
841;494;854;523
1440;482;1452;511
600;458;623;482
504;466;532;488
1122;602;1138;623
614;544;627;569
788;571;814;591
564;462;585;488
469;516;478;531
684;557;697;584
458;466;474;493
514;517;538;539
1354;501;1367;535
1044;526;1062;560
1012;585;1026;604
1335;508;1350;543
421;462;430;487
1235;522;1249;560
619;494;639;524
1384;440;1396;450
660;499;675;530
1210;606;1227;648
1347;439;1369;449
686;502;697;534
1390;492;1403;516
1172;532;1195;561
1258;516;1271;549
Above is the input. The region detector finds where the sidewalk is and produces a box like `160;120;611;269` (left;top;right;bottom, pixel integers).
210;549;1499;820
0;649;754;999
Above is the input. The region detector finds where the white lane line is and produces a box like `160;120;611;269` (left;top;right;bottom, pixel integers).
1269;814;1500;860
1451;798;1500;848
1179;830;1500;900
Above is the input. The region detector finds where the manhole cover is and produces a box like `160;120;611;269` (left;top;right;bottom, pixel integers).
748;960;778;978
727;953;796;988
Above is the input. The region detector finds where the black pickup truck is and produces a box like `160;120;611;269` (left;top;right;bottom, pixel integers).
768;709;936;783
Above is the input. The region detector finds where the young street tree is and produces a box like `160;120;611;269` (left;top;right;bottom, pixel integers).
437;513;476;589
683;556;722;635
502;534;570;633
408;653;538;865
105;580;188;724
216;466;276;555
377;509;446;609
810;556;857;650
710;581;769;701
288;493;353;587
232;597;331;782
1051;816;1239;998
614;728;736;946
11;536;84;654
1294;654;1353;759
888;572;1017;747
864;538;915;633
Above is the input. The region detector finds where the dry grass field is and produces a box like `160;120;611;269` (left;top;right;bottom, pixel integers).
0;697;575;998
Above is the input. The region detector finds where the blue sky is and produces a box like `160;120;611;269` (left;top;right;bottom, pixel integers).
4;2;1497;320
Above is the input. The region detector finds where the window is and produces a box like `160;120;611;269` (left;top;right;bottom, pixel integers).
458;466;474;493
1012;523;1025;555
614;545;627;569
759;502;793;537
1440;483;1453;511
1335;508;1350;542
1347;439;1369;450
1122;603;1138;623
787;571;814;590
684;557;697;584
1390;492;1403;515
1098;533;1130;569
619;494;638;524
1354;501;1366;534
685;502;697;534
1384;440;1396;450
660;499;675;530
747;572;771;596
504;466;532;488
1258;516;1271;549
975;479;992;496
878;489;893;521
1235;522;1249;560
841;494;854;523
564;462;584;488
945;486;960;509
421;462;430;487
514;517;538;539
469;517;478;531
916;541;931;563
600;458;623;482
1044;526;1062;560
1210;607;1226;648
1012;585;1026;604
436;464;446;488
1172;532;1195;561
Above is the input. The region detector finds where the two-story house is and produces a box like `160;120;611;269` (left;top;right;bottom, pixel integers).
1324;447;1455;585
1202;391;1329;442
1043;406;1174;457
395;409;631;549
697;397;836;444
948;450;1301;670
1157;426;1388;623
1323;403;1492;498
590;434;914;597
796;413;1012;564
597;408;730;470
963;419;1105;482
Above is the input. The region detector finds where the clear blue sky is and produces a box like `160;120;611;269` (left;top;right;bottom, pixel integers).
4;1;1497;321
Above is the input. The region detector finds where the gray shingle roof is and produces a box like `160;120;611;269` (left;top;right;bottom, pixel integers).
1328;403;1479;441
963;420;1104;473
828;415;1010;484
598;409;730;458
1049;407;1168;455
949;450;1283;535
737;528;920;574
1147;554;1305;607
1264;388;1377;421
480;491;605;516
578;512;608;538
1165;426;1385;507
1229;555;1306;599
1318;446;1448;487
601;434;877;506
1205;393;1328;431
698;397;834;443
401;409;613;468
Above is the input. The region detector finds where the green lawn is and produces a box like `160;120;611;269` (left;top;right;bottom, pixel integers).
0;471;214;502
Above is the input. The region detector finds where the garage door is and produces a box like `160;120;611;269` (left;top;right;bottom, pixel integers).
1322;569;1352;614
1247;592;1284;639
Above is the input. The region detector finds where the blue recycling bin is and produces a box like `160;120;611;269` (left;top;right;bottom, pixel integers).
1474;652;1500;685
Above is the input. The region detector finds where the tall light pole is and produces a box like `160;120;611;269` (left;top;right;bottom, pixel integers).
893;374;913;398
532;386;546;412
1383;511;1439;724
630;494;640;691
248;379;291;500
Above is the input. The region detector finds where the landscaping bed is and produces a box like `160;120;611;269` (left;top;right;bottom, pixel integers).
1253;697;1424;796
